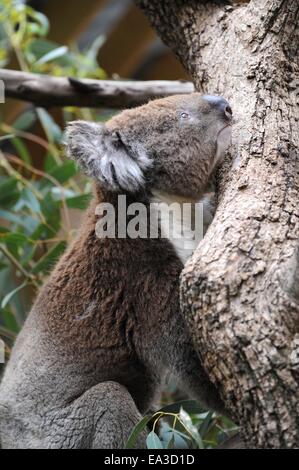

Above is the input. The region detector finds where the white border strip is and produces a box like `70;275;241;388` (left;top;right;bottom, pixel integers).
0;80;5;104
0;338;4;363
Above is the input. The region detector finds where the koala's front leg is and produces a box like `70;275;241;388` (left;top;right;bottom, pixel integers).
171;340;227;415
41;382;145;449
160;304;228;416
176;350;228;415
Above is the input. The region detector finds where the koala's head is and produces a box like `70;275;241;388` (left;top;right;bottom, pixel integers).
66;93;232;199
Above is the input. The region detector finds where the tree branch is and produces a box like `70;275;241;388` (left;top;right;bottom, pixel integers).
0;69;194;109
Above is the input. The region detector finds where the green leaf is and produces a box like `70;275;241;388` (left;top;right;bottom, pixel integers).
0;177;18;198
0;177;19;207
28;39;73;66
1;281;28;309
0;325;17;341
198;411;213;438
51;187;75;200
40;193;61;232
0;209;29;228
66;194;92;210
29;223;51;241
179;408;204;449
36;45;68;65
11;137;32;165
0;261;7;272
0;210;39;235
1;308;20;334
158;400;205;416
19;188;41;213
47;160;77;184
85;35;105;61
44;153;59;173
160;423;188;449
0;268;27;324
125;415;151;449
51;188;92;210
26;8;49;37
28;38;60;60
146;431;164;449
32;241;66;275
166;433;175;449
165;431;189;449
13;109;37;131
0;232;29;246
37;108;63;144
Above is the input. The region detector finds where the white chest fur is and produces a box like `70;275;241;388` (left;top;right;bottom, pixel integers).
151;191;214;265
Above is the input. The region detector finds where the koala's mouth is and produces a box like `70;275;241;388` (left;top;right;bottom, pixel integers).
216;124;232;160
217;123;232;139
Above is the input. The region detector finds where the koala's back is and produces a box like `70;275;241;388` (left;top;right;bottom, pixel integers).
0;198;182;447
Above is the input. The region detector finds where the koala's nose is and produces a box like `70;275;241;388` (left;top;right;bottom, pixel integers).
203;95;232;121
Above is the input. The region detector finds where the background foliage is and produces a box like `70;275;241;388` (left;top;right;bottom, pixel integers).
0;0;105;357
0;0;237;449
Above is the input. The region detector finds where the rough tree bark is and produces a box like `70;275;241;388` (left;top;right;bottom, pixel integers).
0;69;194;109
135;0;299;448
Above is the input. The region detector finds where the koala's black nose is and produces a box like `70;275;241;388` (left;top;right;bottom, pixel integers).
203;95;232;120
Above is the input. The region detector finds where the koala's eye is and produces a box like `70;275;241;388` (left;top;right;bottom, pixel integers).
180;112;190;119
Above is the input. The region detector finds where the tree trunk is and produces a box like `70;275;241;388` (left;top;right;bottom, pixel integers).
135;0;299;448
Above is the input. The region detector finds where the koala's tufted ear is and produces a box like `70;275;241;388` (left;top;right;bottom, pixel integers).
65;120;152;193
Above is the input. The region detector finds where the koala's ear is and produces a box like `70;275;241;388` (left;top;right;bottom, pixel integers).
65;120;151;193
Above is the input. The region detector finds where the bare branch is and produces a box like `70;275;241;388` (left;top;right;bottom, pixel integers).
0;69;194;109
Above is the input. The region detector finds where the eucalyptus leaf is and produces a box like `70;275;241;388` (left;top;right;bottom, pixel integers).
146;431;164;449
28;39;73;66
169;431;190;449
27;9;49;37
1;281;28;309
0;177;19;208
36;46;68;65
13;109;37;131
44;153;59;173
37;108;63;144
85;35;105;61
19;188;41;213
46;160;78;185
0;209;32;229
179;408;204;449
0;177;18;199
51;187;76;200
198;411;213;437
125;415;151;449
1;308;20;334
66;194;92;210
11;137;32;165
0;232;29;246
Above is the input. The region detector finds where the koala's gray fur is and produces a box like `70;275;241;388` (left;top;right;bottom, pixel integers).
0;93;232;449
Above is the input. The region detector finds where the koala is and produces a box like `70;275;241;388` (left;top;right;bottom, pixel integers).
0;93;232;449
